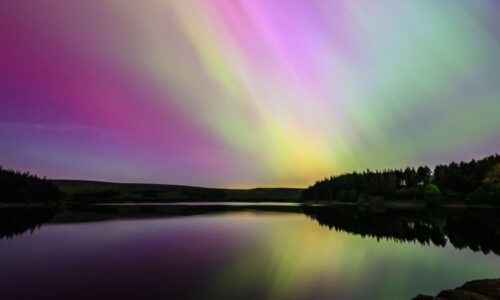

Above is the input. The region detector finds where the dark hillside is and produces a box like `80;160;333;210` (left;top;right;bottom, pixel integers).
53;180;302;203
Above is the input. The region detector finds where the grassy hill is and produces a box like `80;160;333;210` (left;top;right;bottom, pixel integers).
53;180;303;203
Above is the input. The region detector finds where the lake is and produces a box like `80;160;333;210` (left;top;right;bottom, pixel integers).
1;203;500;299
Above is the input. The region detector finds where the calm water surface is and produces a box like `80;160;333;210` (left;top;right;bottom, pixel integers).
94;201;301;206
1;203;500;299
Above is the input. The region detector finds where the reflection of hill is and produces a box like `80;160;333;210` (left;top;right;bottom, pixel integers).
3;204;500;256
0;204;303;239
0;207;59;239
51;204;303;223
303;205;500;255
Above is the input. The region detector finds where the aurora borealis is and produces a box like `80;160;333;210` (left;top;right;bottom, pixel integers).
1;1;499;187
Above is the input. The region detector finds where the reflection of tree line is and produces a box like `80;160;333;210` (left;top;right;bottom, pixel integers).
0;204;303;239
3;204;500;256
0;206;59;239
302;205;500;255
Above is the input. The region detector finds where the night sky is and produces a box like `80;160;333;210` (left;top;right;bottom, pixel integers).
1;0;499;187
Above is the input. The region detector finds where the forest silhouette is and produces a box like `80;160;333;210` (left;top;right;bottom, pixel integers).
1;154;499;205
303;154;500;205
0;167;60;204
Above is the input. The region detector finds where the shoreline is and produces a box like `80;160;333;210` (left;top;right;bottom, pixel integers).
303;201;498;209
0;203;59;208
414;278;500;299
1;201;498;209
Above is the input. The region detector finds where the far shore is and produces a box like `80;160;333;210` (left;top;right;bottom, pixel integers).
302;201;498;209
1;200;498;209
0;203;61;209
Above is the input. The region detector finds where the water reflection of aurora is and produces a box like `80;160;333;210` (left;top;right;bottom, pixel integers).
202;212;500;299
2;205;499;299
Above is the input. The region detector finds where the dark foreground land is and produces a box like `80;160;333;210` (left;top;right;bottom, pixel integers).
414;278;500;299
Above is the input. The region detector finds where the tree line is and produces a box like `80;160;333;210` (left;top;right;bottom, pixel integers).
0;167;60;203
302;154;500;205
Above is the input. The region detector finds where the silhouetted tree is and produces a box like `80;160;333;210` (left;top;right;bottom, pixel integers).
424;184;442;206
303;154;500;204
0;167;60;204
417;166;431;185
